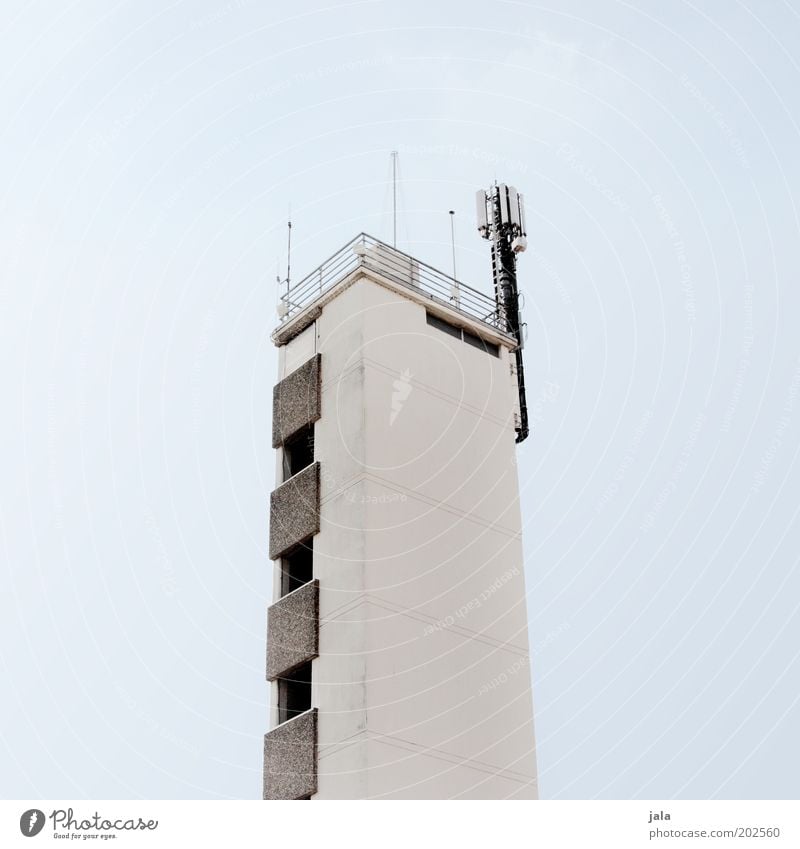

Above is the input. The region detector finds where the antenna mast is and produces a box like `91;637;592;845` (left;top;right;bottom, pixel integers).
285;217;292;287
275;215;293;320
391;150;398;247
476;183;530;443
449;210;457;279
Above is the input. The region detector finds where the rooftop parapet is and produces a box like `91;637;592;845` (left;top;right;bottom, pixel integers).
276;233;506;336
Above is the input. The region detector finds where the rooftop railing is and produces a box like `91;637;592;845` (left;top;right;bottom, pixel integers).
277;233;505;333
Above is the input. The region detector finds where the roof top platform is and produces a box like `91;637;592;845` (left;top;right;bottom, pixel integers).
272;233;515;349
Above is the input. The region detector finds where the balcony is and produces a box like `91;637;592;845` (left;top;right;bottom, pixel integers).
272;353;321;448
262;708;318;800
267;579;319;681
269;462;320;560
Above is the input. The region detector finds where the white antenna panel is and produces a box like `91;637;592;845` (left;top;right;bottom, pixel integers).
508;186;520;228
475;190;489;236
499;183;509;226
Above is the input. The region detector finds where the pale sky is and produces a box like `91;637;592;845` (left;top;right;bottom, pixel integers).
1;0;799;799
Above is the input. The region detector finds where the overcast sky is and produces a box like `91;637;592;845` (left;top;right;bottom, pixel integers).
1;0;799;799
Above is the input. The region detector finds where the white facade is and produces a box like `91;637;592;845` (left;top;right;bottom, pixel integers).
270;256;537;799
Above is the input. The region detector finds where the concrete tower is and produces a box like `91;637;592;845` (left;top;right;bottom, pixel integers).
263;231;537;799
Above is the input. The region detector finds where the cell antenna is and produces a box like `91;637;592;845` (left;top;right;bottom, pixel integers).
476;183;530;443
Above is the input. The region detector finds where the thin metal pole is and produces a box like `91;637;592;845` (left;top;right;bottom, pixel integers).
449;210;456;279
391;150;398;247
286;218;292;287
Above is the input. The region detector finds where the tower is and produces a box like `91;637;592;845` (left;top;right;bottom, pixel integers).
263;190;537;799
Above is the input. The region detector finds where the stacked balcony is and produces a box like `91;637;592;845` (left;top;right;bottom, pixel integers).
263;353;322;800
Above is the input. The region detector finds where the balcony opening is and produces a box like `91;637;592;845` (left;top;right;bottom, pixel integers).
426;311;500;357
283;424;314;480
463;329;500;357
426;311;461;339
281;539;313;597
277;662;312;725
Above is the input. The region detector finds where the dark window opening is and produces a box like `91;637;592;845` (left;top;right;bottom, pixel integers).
463;329;500;357
277;662;312;724
426;311;500;357
283;424;314;480
281;539;313;597
426;311;461;338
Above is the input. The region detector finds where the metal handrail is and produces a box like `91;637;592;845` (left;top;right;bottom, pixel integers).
277;233;505;333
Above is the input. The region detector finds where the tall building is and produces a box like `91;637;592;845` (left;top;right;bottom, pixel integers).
263;209;537;799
